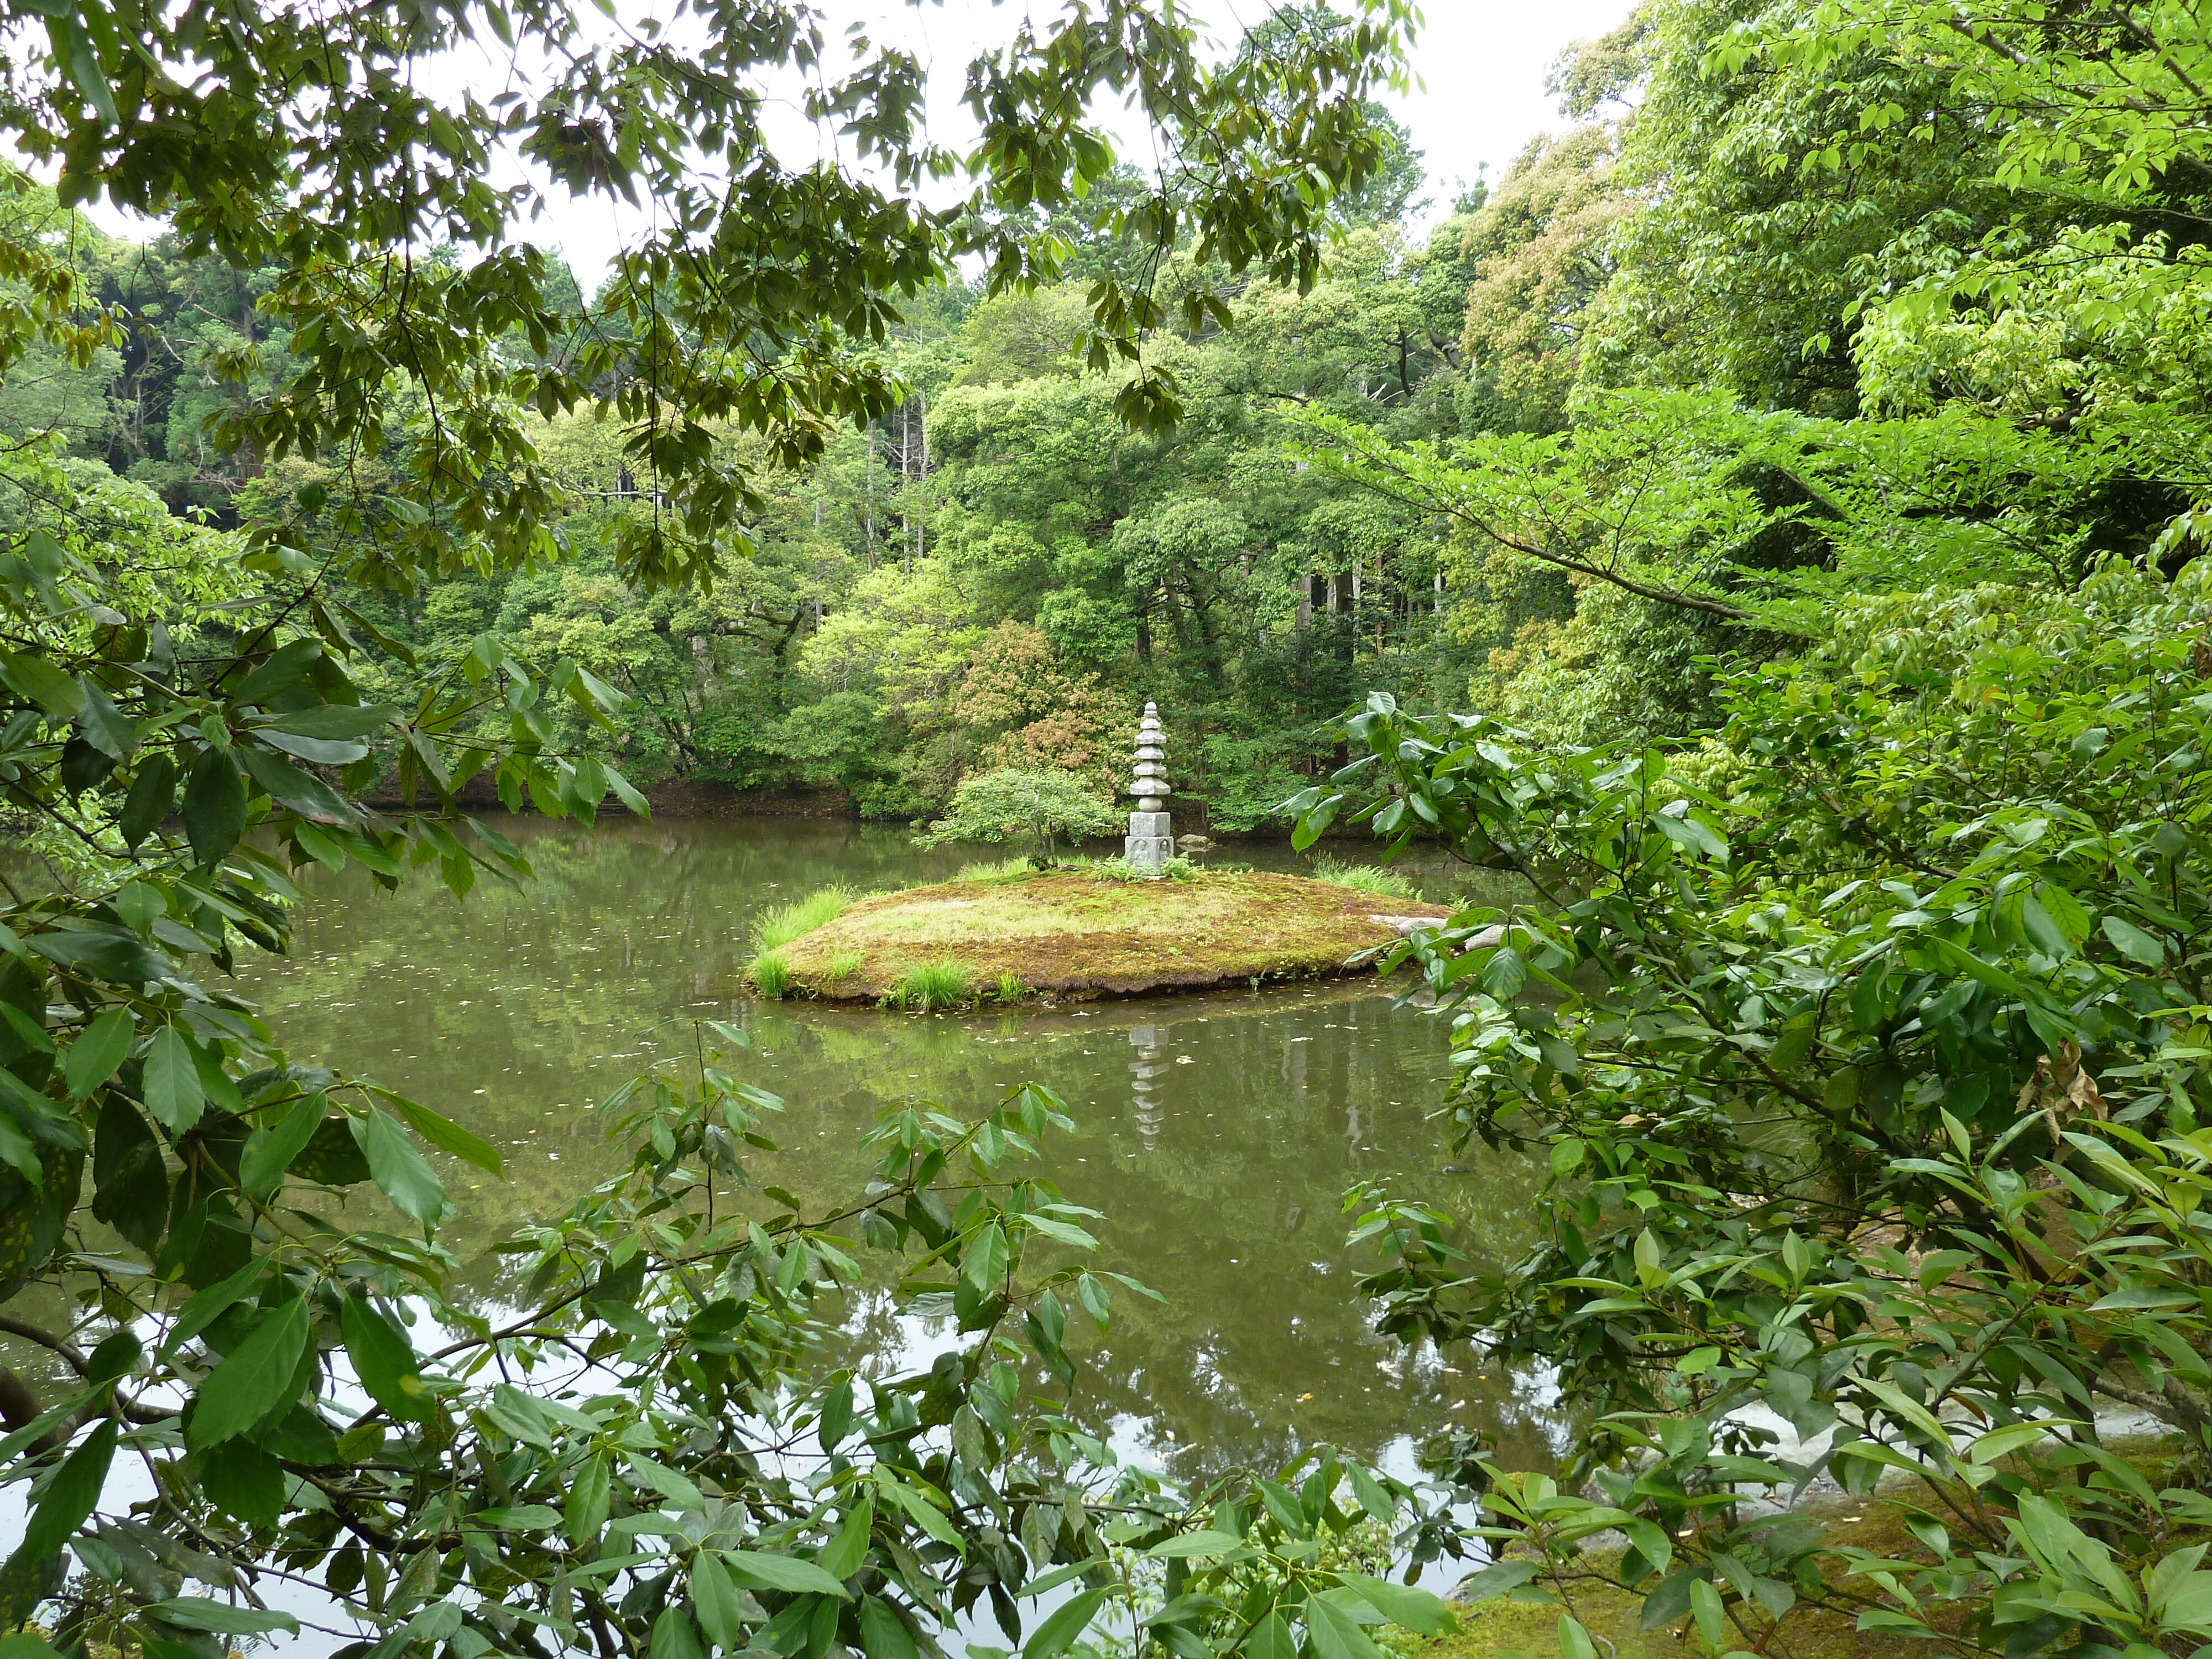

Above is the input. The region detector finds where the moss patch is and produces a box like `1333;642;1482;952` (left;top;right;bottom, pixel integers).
771;869;1448;1001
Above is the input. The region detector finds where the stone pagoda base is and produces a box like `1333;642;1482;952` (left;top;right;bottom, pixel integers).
1125;810;1173;875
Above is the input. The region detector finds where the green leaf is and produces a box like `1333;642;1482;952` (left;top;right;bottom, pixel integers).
0;649;84;718
1024;1587;1109;1659
650;1608;704;1659
263;703;399;741
858;1595;918;1659
1348;1460;1393;1520
181;747;247;868
1970;1420;2076;1464
626;1454;706;1511
2102;914;2167;966
604;761;650;817
693;1548;745;1651
237;745;352;821
64;1008;134;1100
1305;1589;1386;1659
565;1454;611;1545
720;1548;852;1599
1649;808;1727;862
1339;1576;1452;1636
144;1599;299;1636
963;1220;1009;1291
1557;1614;1598;1659
86;1329;139;1384
0;1109;42;1181
257;729;368;766
1146;1531;1244;1558
289;1114;371;1186
14;1416;116;1563
239;1093;327;1202
160;1259;268;1359
27;924;166;986
141;1025;205;1135
51;11;118;124
819;1374;855;1452
352;1106;445;1228
230;638;324;704
473;1506;562;1530
340;1294;432;1423
384;1091;503;1175
1690;1579;1725;1648
1246;1610;1296;1659
75;680;137;759
185;1297;310;1449
118;754;176;849
820;1498;874;1580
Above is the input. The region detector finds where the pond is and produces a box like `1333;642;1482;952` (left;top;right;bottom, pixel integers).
202;818;1559;1485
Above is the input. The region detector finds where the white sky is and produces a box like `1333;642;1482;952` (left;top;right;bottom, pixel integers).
81;0;1640;285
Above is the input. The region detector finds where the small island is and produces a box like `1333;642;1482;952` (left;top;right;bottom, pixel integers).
756;866;1449;1005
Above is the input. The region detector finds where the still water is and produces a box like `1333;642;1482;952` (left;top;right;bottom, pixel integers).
223;815;1559;1479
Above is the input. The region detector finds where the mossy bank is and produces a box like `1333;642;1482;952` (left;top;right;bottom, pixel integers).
755;867;1448;1003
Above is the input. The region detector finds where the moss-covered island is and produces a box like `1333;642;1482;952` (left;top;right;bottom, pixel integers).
751;866;1449;1004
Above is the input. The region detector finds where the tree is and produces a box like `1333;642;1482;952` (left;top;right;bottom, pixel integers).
914;766;1123;864
1295;557;2212;1656
1457;126;1629;433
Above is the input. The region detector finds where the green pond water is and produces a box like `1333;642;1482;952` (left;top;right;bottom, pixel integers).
211;816;1557;1481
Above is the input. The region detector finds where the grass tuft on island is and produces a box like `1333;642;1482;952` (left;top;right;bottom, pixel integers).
751;864;1448;1004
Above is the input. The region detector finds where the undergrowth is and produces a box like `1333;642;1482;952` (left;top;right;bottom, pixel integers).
894;959;974;1010
749;952;791;998
1086;855;1200;883
753;884;855;951
1311;855;1414;899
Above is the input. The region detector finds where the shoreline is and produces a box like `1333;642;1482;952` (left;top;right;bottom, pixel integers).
361;774;1327;839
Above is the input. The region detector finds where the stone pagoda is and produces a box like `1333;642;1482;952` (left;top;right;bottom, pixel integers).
1124;702;1173;876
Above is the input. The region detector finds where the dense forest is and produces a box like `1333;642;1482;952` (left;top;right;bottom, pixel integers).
19;1;2211;844
4;118;1479;828
4;2;2212;1658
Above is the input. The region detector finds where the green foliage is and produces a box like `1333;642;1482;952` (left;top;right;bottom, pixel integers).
894;959;975;1012
997;971;1025;1004
753;885;857;952
1085;854;1201;884
749;952;792;999
1297;559;2212;1655
823;948;864;984
1310;857;1412;899
915;766;1121;863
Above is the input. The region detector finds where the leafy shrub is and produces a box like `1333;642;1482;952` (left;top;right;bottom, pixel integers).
895;959;974;1010
1311;855;1413;898
1086;854;1199;883
749;952;791;998
753;884;854;951
1302;564;2212;1659
914;766;1120;863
